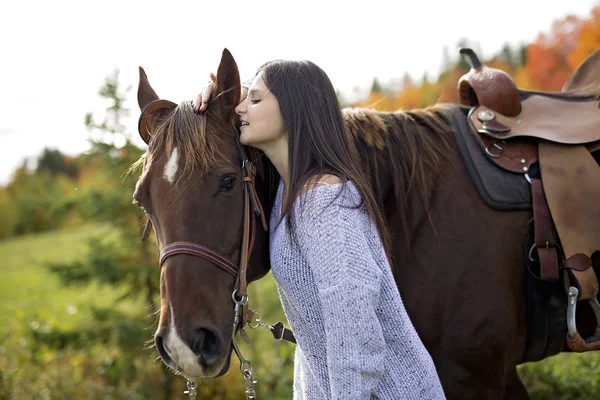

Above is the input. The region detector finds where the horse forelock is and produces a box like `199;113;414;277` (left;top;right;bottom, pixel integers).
143;101;237;180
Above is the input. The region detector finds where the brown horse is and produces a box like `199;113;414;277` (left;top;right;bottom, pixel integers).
132;49;599;399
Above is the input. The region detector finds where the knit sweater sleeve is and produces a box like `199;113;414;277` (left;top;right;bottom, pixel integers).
294;187;386;400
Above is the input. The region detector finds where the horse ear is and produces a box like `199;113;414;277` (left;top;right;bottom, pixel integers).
138;66;160;110
138;99;177;144
214;48;241;119
562;49;600;95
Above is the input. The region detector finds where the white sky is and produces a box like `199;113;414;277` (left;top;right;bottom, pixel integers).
1;0;598;185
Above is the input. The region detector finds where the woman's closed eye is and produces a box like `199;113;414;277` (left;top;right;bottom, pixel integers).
250;98;261;104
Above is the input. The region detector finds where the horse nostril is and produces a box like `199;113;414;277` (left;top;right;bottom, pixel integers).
154;334;176;368
192;328;220;365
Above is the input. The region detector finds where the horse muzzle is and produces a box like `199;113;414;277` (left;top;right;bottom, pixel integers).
154;326;231;378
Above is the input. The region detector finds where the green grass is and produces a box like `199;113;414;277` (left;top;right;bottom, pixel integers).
1;224;599;399
0;223;293;399
0;224;142;337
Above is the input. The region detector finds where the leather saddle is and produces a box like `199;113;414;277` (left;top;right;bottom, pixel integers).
457;48;600;353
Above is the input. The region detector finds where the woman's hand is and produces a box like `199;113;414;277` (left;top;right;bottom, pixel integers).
192;73;216;113
192;73;250;113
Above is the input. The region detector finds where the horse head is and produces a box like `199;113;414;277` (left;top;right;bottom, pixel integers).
133;49;271;378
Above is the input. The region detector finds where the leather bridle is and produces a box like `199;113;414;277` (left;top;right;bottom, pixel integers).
137;98;290;399
138;99;268;302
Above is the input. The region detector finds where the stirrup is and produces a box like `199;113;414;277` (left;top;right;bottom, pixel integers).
566;286;600;351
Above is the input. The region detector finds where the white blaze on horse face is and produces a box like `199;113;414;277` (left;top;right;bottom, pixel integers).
164;148;179;183
166;303;204;376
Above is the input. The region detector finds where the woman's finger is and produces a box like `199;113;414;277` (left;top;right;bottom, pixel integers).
198;85;213;112
192;74;217;113
192;93;203;113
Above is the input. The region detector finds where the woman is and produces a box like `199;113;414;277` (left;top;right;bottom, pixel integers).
193;60;445;400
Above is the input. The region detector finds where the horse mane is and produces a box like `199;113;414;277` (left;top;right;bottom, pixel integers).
144;101;237;179
342;105;454;250
129;99;454;241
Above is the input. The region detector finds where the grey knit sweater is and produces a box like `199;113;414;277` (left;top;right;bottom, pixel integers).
269;181;446;400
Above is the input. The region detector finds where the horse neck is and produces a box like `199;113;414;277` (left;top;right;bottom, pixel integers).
347;107;455;251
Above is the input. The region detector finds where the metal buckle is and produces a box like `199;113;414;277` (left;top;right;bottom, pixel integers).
527;241;560;263
485;142;504;158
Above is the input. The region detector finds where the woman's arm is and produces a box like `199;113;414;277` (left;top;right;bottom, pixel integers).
295;192;386;399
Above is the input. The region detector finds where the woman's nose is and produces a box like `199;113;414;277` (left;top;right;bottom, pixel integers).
235;98;246;115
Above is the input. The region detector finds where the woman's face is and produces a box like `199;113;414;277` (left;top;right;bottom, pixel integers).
235;73;286;150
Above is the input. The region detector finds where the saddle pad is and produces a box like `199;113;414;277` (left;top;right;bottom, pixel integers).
447;105;532;211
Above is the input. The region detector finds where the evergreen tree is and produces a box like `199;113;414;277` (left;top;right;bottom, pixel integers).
40;69;175;397
371;77;384;93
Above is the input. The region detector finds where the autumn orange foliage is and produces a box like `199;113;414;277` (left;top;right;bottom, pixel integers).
353;5;600;111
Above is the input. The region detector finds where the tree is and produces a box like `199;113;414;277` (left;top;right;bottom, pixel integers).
55;68;158;315
84;68;131;145
40;70;175;397
568;5;600;70
526;15;584;90
36;148;79;178
370;77;384;93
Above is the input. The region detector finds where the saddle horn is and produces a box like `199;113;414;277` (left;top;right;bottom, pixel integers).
457;47;522;117
459;48;483;70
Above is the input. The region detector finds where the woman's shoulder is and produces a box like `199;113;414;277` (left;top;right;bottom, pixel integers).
300;174;343;195
295;175;362;216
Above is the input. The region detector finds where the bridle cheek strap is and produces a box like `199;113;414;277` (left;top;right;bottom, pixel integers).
246;174;268;232
234;178;254;298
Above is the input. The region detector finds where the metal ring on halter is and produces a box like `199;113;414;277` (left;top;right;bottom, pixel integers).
232;290;249;304
240;359;253;376
249;311;262;329
485;142;504;158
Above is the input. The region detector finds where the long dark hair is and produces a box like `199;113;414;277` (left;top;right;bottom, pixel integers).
257;60;392;262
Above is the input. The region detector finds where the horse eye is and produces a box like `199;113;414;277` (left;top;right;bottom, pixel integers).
220;176;236;192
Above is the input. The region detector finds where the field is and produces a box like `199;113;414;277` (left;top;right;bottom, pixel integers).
0;225;598;399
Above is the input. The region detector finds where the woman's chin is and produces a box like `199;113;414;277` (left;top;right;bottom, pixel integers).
240;133;259;149
239;130;251;146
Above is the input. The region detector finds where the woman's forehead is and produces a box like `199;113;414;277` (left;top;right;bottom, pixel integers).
249;73;267;91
